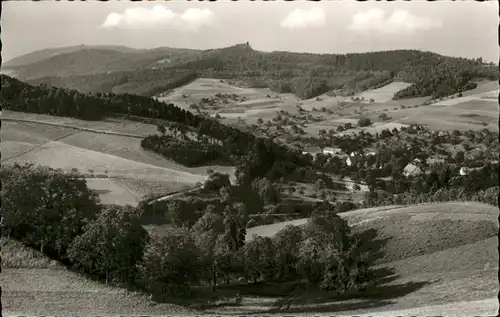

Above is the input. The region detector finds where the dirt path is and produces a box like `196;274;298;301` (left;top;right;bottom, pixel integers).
148;185;203;204
1;127;79;162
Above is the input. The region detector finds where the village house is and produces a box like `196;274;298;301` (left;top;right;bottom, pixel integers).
323;147;343;156
301;146;322;156
426;157;446;165
403;162;423;177
459;167;470;176
346;156;352;166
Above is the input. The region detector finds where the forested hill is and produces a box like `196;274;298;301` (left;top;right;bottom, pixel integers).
4;45;203;80
10;44;498;100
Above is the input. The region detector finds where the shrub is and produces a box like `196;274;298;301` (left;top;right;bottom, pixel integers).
358;118;372;127
378;113;390;121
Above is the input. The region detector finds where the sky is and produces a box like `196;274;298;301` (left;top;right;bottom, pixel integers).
2;1;498;63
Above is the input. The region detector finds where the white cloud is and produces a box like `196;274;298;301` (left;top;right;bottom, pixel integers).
281;8;326;30
348;9;442;34
101;5;214;31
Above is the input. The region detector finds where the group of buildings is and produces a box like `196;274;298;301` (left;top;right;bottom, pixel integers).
303;146;476;178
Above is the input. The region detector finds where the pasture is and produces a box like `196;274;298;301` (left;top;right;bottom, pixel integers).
162;79;499;139
0;268;196;316
246;202;498;314
3;140;206;184
157;78;294;111
2;110;159;137
157;78;495;143
353;81;413;103
395;99;498;131
155;78;498;145
1;119;219;204
0;238;196;316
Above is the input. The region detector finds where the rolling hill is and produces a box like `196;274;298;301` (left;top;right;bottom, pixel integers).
2;44;498;316
3;45;140;68
245;202;498;314
3;45;203;79
8;44;497;100
0;112;235;206
0;238;197;316
2;201;497;315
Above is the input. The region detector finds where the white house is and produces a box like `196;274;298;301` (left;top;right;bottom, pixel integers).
403;163;423;177
346;156;353;166
459;167;470;176
323;147;343;155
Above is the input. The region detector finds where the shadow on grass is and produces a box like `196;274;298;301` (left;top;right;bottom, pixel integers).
91;189;112;195
16;224;435;315
267;227;437;314
161;227;439;314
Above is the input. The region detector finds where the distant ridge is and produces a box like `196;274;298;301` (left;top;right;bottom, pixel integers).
7;43;498;101
3;45;141;68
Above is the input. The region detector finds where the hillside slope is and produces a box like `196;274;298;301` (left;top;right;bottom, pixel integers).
1;115;236;205
11;44;497;99
5;45;203;80
246;202;498;314
247;202;497;262
3;45;139;68
0;238;196;316
247;201;498;266
2;200;497;315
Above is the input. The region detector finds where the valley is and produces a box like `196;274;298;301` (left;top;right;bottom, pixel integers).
0;43;498;316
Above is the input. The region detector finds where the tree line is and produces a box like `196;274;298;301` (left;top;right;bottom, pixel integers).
1;163;375;302
24;46;498;100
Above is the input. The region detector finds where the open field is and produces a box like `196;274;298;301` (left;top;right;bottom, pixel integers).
353;81;413;103
157;78;302;125
0;121;78;159
317;297;497;317
244;202;498;314
0;267;197;316
0;238;61;269
395;99;498;131
2;110;159;137
1;237;196;315
158;79;498;143
1;119;228;204
461;79;499;96
157;78;297;111
3;140;206;184
248;202;498;262
160;77;286;101
112;177;195;200
85;178;141;207
59;130;235;177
